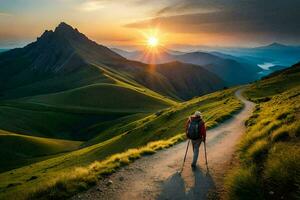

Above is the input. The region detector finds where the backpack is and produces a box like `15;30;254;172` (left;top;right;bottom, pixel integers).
187;118;202;140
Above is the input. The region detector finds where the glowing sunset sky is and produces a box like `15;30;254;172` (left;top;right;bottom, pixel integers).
0;0;300;49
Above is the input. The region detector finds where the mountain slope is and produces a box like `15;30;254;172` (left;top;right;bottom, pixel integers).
174;51;262;85
0;129;82;172
102;60;225;100
0;22;125;99
0;75;173;140
20;83;172;112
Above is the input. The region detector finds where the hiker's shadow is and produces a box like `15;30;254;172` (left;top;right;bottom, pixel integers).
157;167;216;200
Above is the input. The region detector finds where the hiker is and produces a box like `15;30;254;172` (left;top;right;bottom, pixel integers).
185;111;206;168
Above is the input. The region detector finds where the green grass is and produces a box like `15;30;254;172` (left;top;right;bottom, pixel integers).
0;62;177;142
0;103;130;140
0;130;82;172
86;87;243;146
0;87;243;200
20;83;172;112
264;142;300;199
225;63;300;200
27;134;184;200
0;83;172;141
97;60;225;101
225;165;263;200
95;64;178;104
1;63;110;100
0;79;172;170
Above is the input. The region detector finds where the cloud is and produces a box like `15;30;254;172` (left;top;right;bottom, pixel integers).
125;0;300;41
79;1;105;12
155;0;218;16
76;0;146;12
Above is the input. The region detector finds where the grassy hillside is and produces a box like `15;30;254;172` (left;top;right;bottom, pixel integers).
0;102;125;140
225;63;300;199
86;87;242;146
0;66;175;141
0;87;243;200
0;129;82;172
101;60;225;100
20;83;171;112
0;65;111;100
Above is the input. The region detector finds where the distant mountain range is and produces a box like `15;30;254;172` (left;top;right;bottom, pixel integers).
113;42;300;83
212;42;300;66
113;47;262;85
174;52;262;85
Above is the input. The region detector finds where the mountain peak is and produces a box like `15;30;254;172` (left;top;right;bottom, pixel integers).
36;22;81;42
269;42;284;46
52;22;86;41
55;22;75;32
54;22;81;36
255;42;291;50
266;42;288;48
22;22;125;73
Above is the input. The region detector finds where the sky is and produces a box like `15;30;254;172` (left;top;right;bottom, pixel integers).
0;0;300;49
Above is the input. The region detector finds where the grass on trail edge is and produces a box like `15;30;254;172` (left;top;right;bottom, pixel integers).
27;134;185;200
224;67;300;200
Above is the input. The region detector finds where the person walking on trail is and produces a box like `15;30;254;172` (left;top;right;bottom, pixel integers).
185;111;206;168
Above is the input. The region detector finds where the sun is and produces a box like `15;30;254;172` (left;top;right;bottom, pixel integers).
147;36;159;47
140;28;165;49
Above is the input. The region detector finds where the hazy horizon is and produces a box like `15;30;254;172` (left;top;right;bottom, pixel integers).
1;0;300;49
0;21;299;51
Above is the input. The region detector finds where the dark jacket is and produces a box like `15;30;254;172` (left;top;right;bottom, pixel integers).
185;115;206;141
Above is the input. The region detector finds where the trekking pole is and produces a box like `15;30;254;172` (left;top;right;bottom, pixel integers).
179;139;190;174
204;141;209;171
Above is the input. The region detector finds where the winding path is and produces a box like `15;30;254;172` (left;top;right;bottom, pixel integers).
72;89;255;200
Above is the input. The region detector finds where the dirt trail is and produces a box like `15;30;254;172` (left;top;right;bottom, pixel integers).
72;89;255;200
